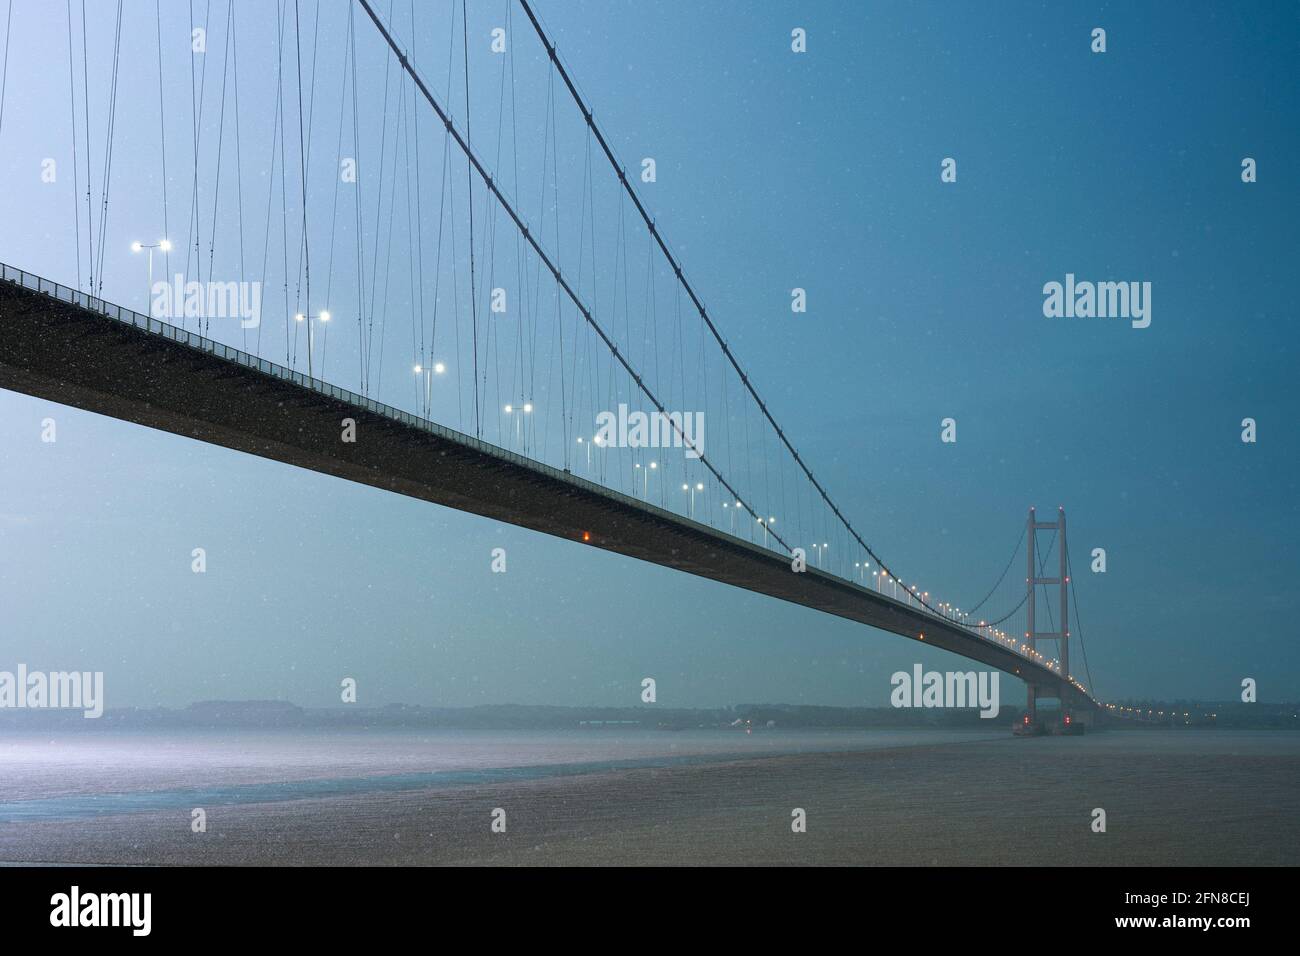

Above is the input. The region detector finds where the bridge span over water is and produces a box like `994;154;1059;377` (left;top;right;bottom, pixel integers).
0;265;1098;715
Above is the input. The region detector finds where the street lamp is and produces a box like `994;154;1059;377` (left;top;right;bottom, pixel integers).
635;460;657;498
131;239;172;314
294;309;330;377
504;401;534;449
413;361;447;415
682;481;703;518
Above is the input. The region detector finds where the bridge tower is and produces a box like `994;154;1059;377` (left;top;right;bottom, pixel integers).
1025;506;1069;729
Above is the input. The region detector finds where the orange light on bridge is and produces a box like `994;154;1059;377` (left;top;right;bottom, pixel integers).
581;531;591;542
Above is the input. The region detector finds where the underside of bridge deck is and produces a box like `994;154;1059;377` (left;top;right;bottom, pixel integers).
0;274;1091;706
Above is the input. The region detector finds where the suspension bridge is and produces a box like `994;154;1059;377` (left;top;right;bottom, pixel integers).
0;0;1107;728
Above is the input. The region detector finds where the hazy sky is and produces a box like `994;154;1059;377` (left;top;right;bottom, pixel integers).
1;0;1297;710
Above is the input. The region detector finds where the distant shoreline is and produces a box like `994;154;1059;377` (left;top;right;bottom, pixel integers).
1;699;1295;731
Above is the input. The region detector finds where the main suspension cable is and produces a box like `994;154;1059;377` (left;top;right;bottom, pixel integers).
355;0;792;553
964;524;1025;614
514;0;940;613
1066;548;1096;694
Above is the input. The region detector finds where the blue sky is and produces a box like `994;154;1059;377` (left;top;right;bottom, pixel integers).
0;0;1296;709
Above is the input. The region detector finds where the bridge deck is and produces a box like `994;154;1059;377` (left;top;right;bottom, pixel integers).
0;264;1094;708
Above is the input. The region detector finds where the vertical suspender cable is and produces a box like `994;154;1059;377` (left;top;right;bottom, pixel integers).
514;0;946;614
355;0;792;553
462;0;480;437
155;0;171;288
65;0;83;292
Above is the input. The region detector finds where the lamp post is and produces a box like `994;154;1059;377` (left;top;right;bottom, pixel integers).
294;309;330;378
635;460;657;498
504;402;534;452
413;361;446;416
682;481;703;518
131;239;172;314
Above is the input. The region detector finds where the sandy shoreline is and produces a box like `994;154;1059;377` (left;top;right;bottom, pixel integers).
2;734;1296;866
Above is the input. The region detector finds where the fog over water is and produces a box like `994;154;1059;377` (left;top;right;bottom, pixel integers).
1;729;1295;865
